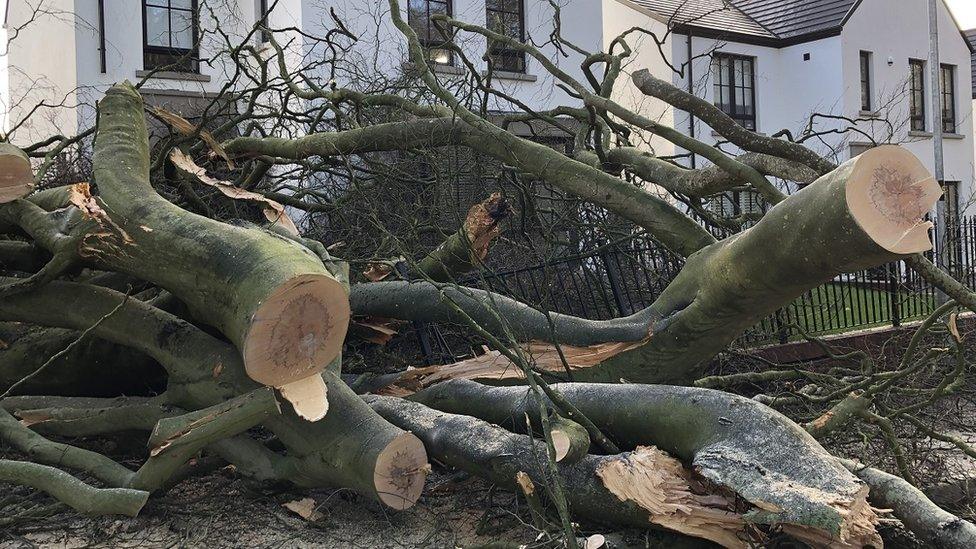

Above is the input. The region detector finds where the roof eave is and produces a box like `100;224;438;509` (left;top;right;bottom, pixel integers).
673;24;842;49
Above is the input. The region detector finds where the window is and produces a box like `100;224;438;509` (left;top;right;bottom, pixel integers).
941;64;956;133
712;53;756;130
909;59;926;131
143;0;197;72
709;190;764;219
486;0;525;73
408;0;453;65
859;51;872;112
256;0;271;44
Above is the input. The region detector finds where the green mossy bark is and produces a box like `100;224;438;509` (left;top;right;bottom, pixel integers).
0;279;424;507
412;380;869;536
91;83;347;370
588;155;914;384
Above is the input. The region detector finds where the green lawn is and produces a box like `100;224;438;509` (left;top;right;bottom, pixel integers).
764;282;938;340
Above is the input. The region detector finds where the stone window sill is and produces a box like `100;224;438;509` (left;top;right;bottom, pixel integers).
402;62;466;76
943;132;966;140
908;130;933;138
136;70;211;82
482;70;538;82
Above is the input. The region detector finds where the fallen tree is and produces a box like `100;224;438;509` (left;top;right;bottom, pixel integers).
1;1;974;546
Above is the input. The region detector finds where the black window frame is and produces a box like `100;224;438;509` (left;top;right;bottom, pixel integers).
909;58;926;132
143;0;199;73
407;0;454;65
486;0;525;73
941;64;956;134
859;51;872;112
712;53;757;131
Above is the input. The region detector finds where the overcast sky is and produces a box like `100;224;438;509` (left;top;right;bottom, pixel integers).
947;0;976;30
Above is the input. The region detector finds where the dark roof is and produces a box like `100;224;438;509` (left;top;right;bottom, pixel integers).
629;0;974;51
967;29;976;99
626;0;857;46
730;0;859;40
627;0;776;41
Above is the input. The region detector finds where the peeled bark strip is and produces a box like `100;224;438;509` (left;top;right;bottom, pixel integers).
91;83;349;391
130;388;280;491
842;460;976;549
412;380;881;544
0;143;35;203
0;460;148;517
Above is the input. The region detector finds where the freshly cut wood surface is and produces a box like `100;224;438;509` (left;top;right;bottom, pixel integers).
0;143;35;203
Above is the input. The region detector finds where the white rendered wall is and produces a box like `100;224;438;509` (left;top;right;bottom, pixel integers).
603;0;674;157
669;32;845;165
842;0;975;211
3;0;80;143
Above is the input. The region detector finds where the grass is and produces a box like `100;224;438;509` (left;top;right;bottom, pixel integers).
753;282;939;341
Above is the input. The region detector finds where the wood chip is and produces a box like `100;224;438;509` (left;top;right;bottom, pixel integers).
282;498;323;521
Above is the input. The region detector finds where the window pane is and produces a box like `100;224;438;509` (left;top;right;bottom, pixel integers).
487;11;503;33
503;12;520;38
170;9;194;49
171;0;193;9
408;0;430;41
146;6;170;47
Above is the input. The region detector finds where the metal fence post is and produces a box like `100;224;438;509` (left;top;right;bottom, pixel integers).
600;250;632;316
888;262;902;328
394;261;436;365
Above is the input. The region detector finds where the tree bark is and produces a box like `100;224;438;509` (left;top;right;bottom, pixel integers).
411;379;880;543
89;83;349;390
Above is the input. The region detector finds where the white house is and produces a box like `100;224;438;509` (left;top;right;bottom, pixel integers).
622;0;976;219
967;28;976;172
0;0;973;218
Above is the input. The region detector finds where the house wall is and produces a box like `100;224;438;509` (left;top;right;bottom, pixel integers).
1;0;613;143
3;0;79;142
296;0;601;114
842;0;975;211
603;0;674;157
669;32;846;165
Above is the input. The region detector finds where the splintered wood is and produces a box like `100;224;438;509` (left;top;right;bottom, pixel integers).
597;446;750;548
277;374;329;422
379;340;645;395
597;447;882;549
460;192;511;263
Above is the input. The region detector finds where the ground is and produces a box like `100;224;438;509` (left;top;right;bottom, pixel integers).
0;463;692;549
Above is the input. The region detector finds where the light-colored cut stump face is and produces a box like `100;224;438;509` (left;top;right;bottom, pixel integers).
374;432;429;510
243;274;350;387
0;146;35;203
846;145;941;254
552;430;571;462
277;374;329;422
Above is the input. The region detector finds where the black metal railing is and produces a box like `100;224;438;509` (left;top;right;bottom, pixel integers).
406;216;976;362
